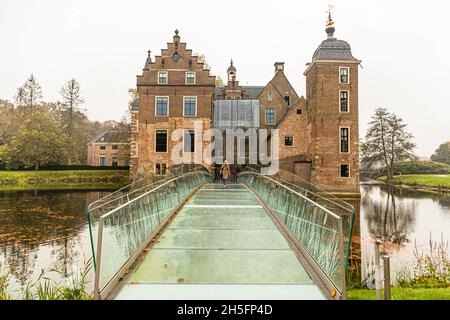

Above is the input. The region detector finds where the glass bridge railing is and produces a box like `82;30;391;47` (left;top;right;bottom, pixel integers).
87;164;207;268
244;166;355;274
89;171;212;299
88;164;205;218
237;171;347;297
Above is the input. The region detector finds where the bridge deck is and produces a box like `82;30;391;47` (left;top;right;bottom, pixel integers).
115;183;325;300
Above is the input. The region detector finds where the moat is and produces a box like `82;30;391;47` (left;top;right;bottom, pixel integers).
1;185;449;296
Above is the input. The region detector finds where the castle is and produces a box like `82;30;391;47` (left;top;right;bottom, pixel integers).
130;14;361;193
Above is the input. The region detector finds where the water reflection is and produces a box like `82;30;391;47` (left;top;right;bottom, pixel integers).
363;185;416;252
1;184;449;294
359;184;450;279
0;190;109;293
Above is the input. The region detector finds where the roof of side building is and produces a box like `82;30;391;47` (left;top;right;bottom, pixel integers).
88;130;129;145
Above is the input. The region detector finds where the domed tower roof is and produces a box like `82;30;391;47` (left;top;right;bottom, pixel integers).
312;12;358;61
227;59;236;74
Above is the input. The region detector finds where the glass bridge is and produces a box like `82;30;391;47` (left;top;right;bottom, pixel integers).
87;168;354;300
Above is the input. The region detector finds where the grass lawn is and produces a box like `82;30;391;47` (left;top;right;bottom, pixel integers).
348;288;450;300
0;170;130;191
379;174;450;189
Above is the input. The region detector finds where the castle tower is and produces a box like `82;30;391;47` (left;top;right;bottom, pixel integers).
222;59;244;99
304;12;361;193
227;59;237;83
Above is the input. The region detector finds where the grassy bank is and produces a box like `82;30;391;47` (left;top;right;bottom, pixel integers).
378;174;450;190
0;170;130;191
348;288;450;300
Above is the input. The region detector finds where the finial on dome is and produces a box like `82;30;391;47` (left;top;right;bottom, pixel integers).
175;29;179;36
230;59;233;66
326;5;336;38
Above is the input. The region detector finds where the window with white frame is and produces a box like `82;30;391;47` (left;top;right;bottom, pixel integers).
158;71;168;84
184;130;195;153
265;108;275;125
340;67;349;84
186;72;196;84
268;92;272;101
155;97;169;116
183;97;196;117
99;156;106;166
155;130;168;152
340;127;349;153
340;91;349;112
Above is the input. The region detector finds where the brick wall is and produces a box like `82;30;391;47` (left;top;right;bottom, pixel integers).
305;61;360;192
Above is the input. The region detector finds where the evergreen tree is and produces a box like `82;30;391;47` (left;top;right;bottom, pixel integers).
59;79;85;164
23;74;43;114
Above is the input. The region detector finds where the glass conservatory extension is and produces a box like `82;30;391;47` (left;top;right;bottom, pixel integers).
213;100;260;129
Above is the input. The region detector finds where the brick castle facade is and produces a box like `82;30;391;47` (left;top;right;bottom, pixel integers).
130;15;361;193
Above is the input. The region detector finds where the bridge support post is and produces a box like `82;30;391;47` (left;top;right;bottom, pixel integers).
94;217;104;300
374;240;383;300
383;255;391;300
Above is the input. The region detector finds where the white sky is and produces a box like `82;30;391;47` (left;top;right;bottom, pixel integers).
1;0;449;157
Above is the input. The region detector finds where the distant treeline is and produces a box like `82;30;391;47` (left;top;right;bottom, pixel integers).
378;161;450;177
0;165;130;171
0;75;133;170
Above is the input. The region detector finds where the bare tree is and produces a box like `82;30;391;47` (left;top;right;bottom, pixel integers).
60;79;85;164
361;107;416;183
23;74;43;114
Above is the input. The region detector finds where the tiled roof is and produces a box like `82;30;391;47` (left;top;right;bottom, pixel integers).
89;130;129;144
243;86;265;99
312;37;358;61
213;86;265;100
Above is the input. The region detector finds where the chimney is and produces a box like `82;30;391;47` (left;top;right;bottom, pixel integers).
274;62;285;73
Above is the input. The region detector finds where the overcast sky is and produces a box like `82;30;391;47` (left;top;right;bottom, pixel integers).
1;0;449;157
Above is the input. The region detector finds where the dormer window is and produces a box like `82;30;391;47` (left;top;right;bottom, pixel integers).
340;67;349;84
158;71;168;84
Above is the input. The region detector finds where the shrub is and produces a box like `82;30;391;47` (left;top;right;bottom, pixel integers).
396;234;450;289
2;258;93;300
379;161;450;176
0;262;13;300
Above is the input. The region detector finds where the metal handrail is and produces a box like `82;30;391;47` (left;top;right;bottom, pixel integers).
241;166;356;276
87;165;208;270
92;171;212;299
237;171;347;298
88;175;170;212
88;164;205;211
244;165;355;213
239;172;341;220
